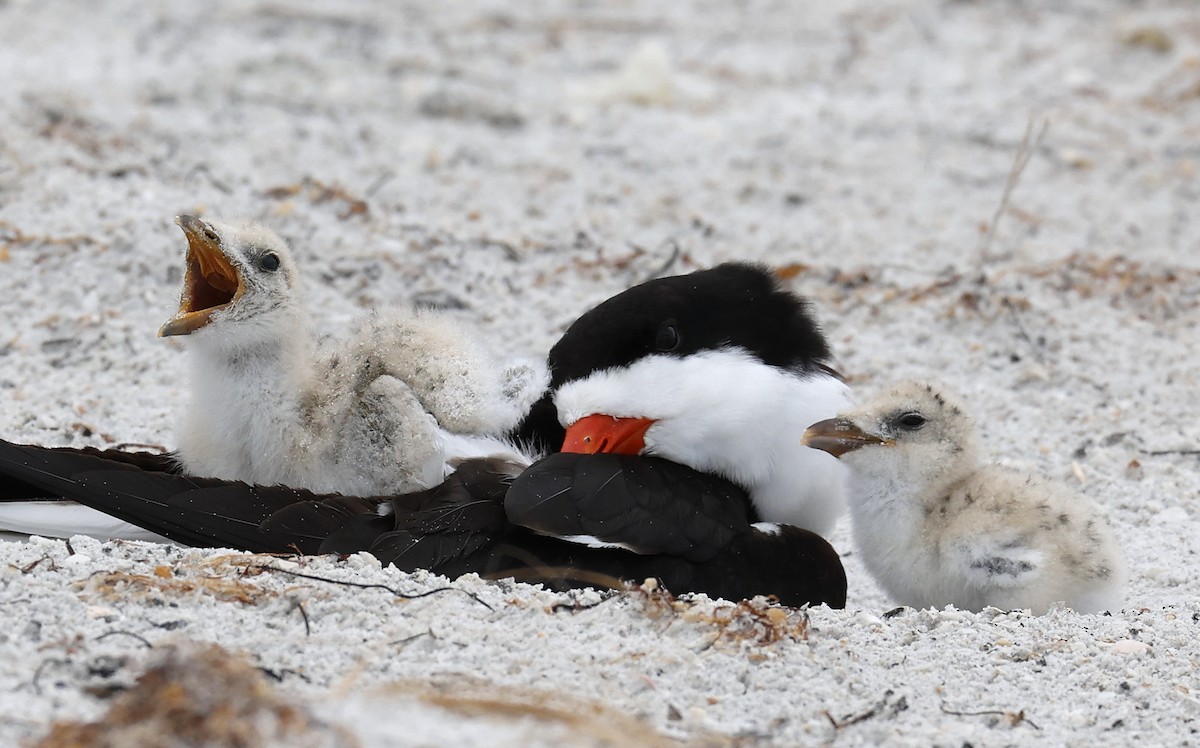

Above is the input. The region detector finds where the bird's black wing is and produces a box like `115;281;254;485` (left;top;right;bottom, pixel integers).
362;499;509;576
647;524;846;608
504;453;755;562
261;454;771;596
495;453;845;607
259;494;388;554
254;456;521;571
0;439;326;552
0;442;847;607
475;523;846;609
354;458;519;573
261;497;388;557
0;444;180;501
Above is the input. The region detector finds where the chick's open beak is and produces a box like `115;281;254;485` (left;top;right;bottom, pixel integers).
158;215;243;337
561;414;656;455
802;418;893;458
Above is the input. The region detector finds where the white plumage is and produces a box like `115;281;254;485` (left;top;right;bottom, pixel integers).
802;380;1125;614
163;216;542;494
554;347;852;535
0;217;544;541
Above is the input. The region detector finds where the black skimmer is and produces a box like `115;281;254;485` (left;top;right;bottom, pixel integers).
161;215;539;494
802;380;1125;614
0;262;850;606
515;262;852;535
0;217;543;539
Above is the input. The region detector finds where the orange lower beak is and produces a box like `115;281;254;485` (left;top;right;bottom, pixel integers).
561;414;656;455
159;215;242;337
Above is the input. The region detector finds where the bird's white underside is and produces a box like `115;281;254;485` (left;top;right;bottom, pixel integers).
554;533;640;552
0;502;171;543
553;347;853;535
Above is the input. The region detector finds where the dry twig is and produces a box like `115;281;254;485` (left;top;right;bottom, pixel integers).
250;565;494;611
95;631;153;649
941;703;1041;730
977;117;1049;266
824;690;908;731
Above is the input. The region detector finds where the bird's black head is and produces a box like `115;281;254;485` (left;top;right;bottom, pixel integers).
512;263;837;456
545;262;832;389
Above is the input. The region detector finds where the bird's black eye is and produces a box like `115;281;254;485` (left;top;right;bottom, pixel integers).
258;252;281;272
896;412;926;430
655;320;680;352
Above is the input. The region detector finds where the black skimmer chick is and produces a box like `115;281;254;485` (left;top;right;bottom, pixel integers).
162;215;540;494
515;262;852;535
0;216;542;540
802;380;1125;614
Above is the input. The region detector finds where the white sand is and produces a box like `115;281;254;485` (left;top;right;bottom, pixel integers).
1;0;1197;744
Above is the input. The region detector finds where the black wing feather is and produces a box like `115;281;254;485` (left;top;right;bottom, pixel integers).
0;441;846;607
0;440;322;552
0;444;181;502
476;524;846;608
361;461;518;573
263;495;387;553
505;453;754;562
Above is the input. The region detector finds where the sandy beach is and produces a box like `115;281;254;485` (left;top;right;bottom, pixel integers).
1;1;1198;744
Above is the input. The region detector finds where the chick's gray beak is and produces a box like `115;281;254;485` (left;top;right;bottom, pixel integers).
802;418;892;458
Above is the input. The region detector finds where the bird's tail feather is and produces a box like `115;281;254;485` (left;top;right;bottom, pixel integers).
0;500;172;543
0;439;323;552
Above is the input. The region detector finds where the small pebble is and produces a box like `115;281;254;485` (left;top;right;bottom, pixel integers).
1108;639;1151;656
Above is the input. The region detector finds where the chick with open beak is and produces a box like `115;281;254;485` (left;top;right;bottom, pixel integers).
159;215;295;341
159;216;540;497
159;216;246;337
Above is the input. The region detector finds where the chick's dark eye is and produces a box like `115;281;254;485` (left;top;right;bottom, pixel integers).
654;321;680;352
258;252;281;272
897;412;926;430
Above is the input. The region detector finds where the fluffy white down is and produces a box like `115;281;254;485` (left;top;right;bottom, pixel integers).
178;311;538;495
174;224;541;494
838;383;1126;614
553;348;852;535
848;464;1126;614
342;310;547;437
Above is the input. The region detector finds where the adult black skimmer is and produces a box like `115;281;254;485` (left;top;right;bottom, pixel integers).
803;380;1125;614
516;262;851;535
0;262;850;606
